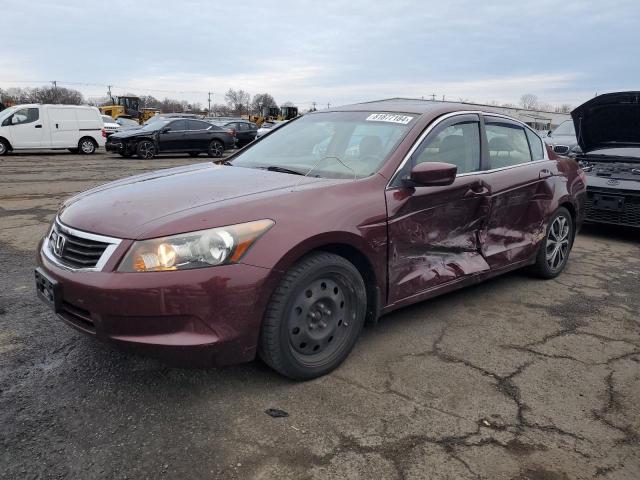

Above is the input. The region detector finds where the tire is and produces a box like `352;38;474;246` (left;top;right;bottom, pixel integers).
67;148;79;154
259;252;367;380
78;137;97;154
188;152;200;157
531;207;574;279
207;139;225;158
0;139;8;156
136;140;156;159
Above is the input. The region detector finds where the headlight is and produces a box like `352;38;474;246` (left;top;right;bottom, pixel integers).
118;219;274;272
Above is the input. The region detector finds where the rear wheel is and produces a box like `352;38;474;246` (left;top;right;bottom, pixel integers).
207;140;224;158
531;207;573;279
136;140;156;159
78;137;97;154
259;252;367;380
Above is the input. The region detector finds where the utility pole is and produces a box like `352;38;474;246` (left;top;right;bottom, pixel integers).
107;84;113;103
431;93;436;101
312;101;317;111
208;92;212;115
326;102;331;109
52;80;58;103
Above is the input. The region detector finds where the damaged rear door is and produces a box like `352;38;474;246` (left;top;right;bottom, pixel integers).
385;113;491;304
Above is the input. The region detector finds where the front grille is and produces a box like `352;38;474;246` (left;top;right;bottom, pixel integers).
59;301;95;333
47;221;117;269
553;145;570;154
585;188;640;227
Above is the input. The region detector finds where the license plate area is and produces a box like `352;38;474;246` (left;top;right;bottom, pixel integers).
593;194;625;212
35;267;62;313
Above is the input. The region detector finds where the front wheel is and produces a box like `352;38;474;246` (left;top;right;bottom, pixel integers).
259;252;367;380
531;207;574;279
207;140;224;158
136;140;156;159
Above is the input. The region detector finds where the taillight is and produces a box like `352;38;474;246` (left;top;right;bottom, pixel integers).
101;128;107;138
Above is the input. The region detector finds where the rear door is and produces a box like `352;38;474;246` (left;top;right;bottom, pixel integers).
49;107;79;147
185;119;212;150
157;119;186;151
386;113;492;303
480;116;555;268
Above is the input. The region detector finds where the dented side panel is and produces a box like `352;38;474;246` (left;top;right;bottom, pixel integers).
385;176;491;304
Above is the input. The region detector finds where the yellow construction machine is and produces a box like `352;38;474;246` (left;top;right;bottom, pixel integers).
99;96;159;124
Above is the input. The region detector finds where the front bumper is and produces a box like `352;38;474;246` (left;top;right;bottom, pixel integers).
584;186;640;228
36;240;278;366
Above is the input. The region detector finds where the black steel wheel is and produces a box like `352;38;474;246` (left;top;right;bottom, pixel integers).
531;206;574;279
207;140;225;158
136;140;156;159
259;252;367;380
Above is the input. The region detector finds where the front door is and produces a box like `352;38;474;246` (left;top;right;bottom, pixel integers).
158;119;186;151
386;114;491;304
480;116;554;269
3;107;44;148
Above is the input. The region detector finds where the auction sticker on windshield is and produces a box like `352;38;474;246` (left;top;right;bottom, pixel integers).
366;113;414;124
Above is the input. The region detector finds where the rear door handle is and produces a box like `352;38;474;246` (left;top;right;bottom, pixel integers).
35;125;42;128
539;169;552;179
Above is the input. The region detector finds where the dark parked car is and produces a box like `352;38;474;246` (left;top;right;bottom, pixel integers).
544;119;579;156
36;100;586;379
572;91;640;228
207;119;258;146
105;118;234;159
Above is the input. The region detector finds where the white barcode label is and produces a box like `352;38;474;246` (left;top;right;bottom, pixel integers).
366;113;414;124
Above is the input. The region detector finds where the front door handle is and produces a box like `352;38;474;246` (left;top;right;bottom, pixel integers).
539;169;552;179
35;125;42;128
464;183;490;197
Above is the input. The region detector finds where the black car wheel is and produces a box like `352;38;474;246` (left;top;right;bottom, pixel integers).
136;140;156;159
78;137;97;154
531;207;574;279
259;252;367;380
207;140;224;158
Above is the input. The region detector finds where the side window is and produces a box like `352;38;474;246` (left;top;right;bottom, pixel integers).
525;128;544;160
11;108;39;125
238;122;249;131
187;120;209;130
485;122;532;168
168;119;186;131
411;119;481;174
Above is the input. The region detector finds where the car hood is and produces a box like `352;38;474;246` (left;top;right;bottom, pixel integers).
572;91;640;153
109;128;154;140
59;163;326;239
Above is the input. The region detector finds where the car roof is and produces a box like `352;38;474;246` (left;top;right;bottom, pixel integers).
324;97;506;116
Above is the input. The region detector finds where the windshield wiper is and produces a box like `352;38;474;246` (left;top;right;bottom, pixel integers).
263;165;306;176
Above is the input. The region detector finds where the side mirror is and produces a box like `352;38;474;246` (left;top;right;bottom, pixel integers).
547;130;553;137
407;162;457;187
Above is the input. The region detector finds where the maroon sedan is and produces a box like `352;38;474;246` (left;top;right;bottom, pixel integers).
35;100;586;379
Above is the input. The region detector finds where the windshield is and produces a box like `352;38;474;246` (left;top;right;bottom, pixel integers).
230;111;417;178
0;106;17;119
552;120;575;136
141;119;170;131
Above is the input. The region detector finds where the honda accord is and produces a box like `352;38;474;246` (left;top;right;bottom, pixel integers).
36;99;586;379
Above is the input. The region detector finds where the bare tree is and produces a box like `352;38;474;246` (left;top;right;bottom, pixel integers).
519;93;539;110
555;104;572;113
251;93;277;113
1;86;84;105
225;88;251;115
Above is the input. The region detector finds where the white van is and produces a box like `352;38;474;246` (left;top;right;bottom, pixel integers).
0;104;106;155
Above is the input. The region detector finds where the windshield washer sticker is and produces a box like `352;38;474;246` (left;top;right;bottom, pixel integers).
366;113;414;125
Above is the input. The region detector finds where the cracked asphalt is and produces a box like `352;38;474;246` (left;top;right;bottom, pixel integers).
1;151;639;479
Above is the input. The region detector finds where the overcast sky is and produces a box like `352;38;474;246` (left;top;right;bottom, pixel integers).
1;0;638;109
